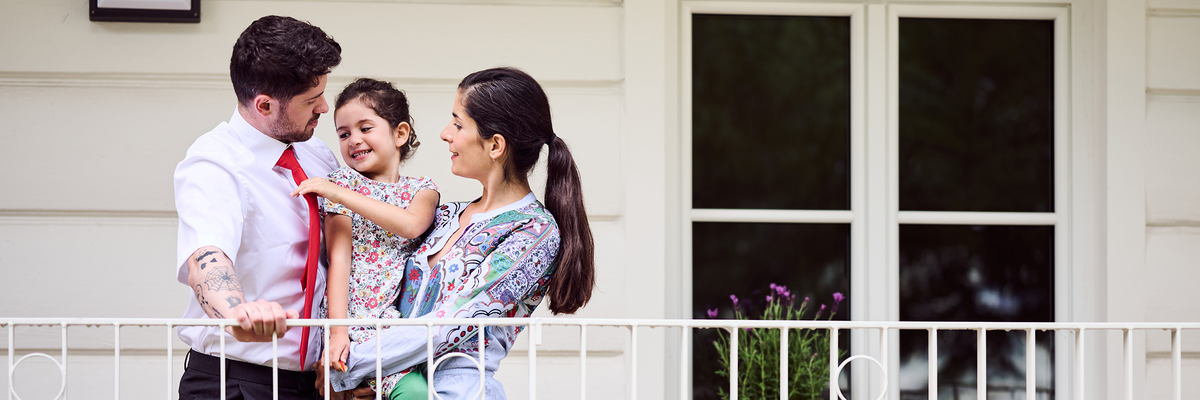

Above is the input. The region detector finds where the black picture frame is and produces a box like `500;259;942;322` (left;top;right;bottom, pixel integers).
89;0;200;23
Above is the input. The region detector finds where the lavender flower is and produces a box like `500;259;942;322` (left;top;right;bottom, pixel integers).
766;294;774;302
815;304;827;319
831;292;845;315
707;308;718;318
730;294;740;309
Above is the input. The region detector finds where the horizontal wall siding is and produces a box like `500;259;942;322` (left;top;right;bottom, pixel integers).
1148;15;1200;91
0;216;186;318
1145;98;1200;224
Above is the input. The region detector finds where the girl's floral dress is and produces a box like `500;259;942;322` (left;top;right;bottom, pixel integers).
318;166;437;394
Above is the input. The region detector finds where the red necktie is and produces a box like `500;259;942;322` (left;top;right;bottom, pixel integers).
275;146;320;368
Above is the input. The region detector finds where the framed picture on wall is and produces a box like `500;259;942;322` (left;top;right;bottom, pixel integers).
89;0;200;23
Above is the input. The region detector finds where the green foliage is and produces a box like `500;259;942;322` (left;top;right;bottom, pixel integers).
711;289;846;400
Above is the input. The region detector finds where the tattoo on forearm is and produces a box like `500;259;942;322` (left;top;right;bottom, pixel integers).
203;264;243;293
194;284;225;319
190;251;243;320
195;250;219;269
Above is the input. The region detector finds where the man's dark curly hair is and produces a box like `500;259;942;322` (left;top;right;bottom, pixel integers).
230;15;342;105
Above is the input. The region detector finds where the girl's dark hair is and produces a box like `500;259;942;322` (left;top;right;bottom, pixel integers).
335;78;420;163
458;67;594;315
230;15;341;105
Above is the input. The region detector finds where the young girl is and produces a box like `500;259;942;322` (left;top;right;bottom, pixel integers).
292;78;438;399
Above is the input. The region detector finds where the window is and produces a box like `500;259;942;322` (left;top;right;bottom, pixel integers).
682;3;1070;399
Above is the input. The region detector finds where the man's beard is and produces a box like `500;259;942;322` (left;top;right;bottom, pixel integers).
269;112;319;143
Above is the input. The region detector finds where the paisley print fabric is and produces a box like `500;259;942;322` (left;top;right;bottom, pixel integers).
402;193;559;357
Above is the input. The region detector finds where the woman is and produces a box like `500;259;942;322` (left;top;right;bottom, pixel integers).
324;67;596;399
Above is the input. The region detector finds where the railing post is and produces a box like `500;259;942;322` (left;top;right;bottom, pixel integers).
579;323;587;400
928;329;937;400
730;327;738;400
61;323;68;400
324;322;331;400
1124;327;1133;400
272;329;278;400
7;322;12;400
1026;329;1035;400
829;327;838;400
114;322;120;400
376;322;383;400
1074;328;1085;400
779;327;787;400
880;327;888;400
479;322;486;400
166;323;173;400
977;329;986;399
1173;327;1182;400
427;322;435;400
219;321;226;400
529;322;537;400
679;325;688;400
629;323;637;400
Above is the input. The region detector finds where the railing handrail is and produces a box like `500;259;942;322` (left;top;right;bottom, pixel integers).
4;317;1200;330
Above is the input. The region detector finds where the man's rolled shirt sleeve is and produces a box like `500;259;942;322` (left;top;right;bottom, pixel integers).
174;155;245;284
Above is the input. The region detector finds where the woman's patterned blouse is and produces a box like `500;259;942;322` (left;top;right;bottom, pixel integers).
400;193;560;358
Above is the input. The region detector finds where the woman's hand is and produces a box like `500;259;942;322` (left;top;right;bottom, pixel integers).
292;177;346;202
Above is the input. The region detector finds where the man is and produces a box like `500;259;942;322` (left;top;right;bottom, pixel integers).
174;15;341;399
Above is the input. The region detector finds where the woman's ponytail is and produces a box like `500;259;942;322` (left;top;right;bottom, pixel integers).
457;67;595;315
543;136;594;315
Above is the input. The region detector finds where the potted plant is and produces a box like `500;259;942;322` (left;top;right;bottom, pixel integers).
708;285;846;400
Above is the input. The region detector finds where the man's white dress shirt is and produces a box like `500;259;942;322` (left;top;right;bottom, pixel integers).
174;109;338;371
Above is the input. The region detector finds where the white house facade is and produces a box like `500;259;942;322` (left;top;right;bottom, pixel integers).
1;0;1197;398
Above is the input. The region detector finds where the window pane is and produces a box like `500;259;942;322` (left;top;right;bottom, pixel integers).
692;14;851;210
899;18;1054;212
692;222;850;399
899;225;1055;398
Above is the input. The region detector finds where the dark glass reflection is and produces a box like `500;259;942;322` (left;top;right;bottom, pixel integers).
692;14;850;210
693;222;850;399
900;225;1055;399
899;18;1054;212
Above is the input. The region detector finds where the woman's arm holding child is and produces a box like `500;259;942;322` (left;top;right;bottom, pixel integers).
325;214;353;371
293;178;438;239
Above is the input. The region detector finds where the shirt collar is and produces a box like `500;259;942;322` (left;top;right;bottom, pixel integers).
229;108;290;170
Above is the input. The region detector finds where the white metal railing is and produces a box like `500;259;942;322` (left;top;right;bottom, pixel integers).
4;318;1197;400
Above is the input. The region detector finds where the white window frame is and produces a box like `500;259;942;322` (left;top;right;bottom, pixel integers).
679;2;1076;399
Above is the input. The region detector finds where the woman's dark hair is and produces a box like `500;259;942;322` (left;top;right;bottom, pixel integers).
230;15;342;105
458;67;594;315
335;78;420;163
